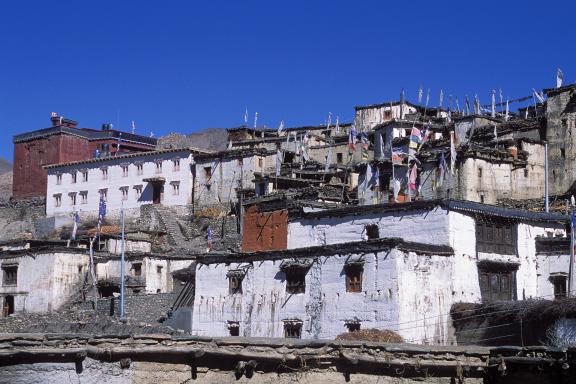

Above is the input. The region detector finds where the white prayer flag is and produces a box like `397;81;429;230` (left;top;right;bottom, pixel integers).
418;84;423;104
254;112;258;128
557;68;564;88
491;89;496;118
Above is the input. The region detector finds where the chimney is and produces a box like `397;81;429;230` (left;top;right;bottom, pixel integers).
50;112;78;128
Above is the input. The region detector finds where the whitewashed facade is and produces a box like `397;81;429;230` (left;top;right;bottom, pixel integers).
192;241;455;343
0;248;89;315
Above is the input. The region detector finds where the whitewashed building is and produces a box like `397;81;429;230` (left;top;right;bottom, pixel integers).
194;199;570;343
45;147;274;225
0;241;89;316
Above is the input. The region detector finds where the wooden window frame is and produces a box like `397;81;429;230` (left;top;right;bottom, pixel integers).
345;265;363;293
283;321;302;339
475;220;516;255
478;268;516;303
2;265;17;286
285;269;306;294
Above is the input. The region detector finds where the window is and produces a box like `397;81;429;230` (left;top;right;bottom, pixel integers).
78;265;83;274
134;185;143;199
550;275;567;299
283;321;302;339
286;269;306;294
345;265;363;293
561;148;566;158
2;265;17;286
136;163;144;175
228;321;240;336
384;110;392;119
480;195;485;203
173;159;180;172
56;174;62;185
258;158;263;168
336;153;343;164
155;161;162;174
228;272;243;294
82;171;88;182
204;167;212;183
172;181;180;196
101;168;108;180
156;265;163;274
478;168;482;178
478;264;517;303
524;169;529;178
80;191;88;205
71;172;77;184
122;165;129;177
120;186;129;201
345;321;361;332
365;224;379;240
476;220;516;255
54;194;62;207
69;192;77;206
132;263;142;277
99;188;108;201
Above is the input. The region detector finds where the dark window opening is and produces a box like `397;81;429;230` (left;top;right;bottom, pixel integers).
156;265;163;274
478;168;482;178
524;169;529;178
2;266;17;286
228;321;240;336
132;263;142;277
480;195;485;203
229;275;243;294
345;265;363;293
3;296;14;317
284;321;302;338
384;110;392;119
476;221;516;255
284;152;295;163
98;285;119;298
365;224;379;240
336;153;343;164
346;322;361;332
561;148;566;158
204;167;212;183
479;269;515;303
286;269;306;294
551;275;567;299
132;289;141;295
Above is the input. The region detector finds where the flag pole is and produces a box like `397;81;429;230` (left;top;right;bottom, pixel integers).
570;203;574;298
120;202;126;321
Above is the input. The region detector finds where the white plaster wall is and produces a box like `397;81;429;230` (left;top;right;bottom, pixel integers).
535;253;570;298
355;104;417;131
395;252;456;345
0;252;88;313
460;158;514;204
106;239;152;255
193;251;403;339
46;150;193;221
287;206;451;249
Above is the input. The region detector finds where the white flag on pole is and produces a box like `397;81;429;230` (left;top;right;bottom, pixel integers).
491;89;496;118
418;84;423;104
244;108;248;125
557;68;564;88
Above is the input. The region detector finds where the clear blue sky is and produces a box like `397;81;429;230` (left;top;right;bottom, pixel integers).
0;0;574;161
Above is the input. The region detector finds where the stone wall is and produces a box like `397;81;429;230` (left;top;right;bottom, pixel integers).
0;333;573;384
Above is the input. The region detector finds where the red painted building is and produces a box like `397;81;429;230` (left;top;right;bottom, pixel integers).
12;113;157;199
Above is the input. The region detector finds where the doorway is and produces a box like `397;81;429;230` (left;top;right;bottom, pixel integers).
3;295;14;317
152;184;163;204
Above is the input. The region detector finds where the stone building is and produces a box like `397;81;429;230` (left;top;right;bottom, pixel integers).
0;240;89;316
12;113;157;199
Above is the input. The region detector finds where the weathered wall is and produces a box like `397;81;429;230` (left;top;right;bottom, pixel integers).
242;206;288;252
193;248;456;344
0;199;47;242
0;251;88;314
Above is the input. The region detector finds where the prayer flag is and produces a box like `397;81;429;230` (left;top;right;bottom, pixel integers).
409;163;418;191
557;68;564;88
71;212;80;240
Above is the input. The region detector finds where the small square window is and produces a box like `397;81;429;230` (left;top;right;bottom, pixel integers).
132;263;142;277
283;321;302;338
2;265;17;286
478;168;482;178
137;163;144;175
101;168;108;180
122;166;129;177
365;224;379;240
99;189;108;202
69;193;77;206
336;153;343;164
134;185;143;199
285;269;306;294
71;172;77;184
172;182;180;196
258;158;263;168
173;159;180;172
345;321;361;332
80;191;88;205
228;273;243;294
524;169;529;177
228;321;240;336
120;187;129;201
156;265;163;274
54;194;62;207
56;174;62;185
204;167;212;183
551;275;567;299
561;148;566;158
82;171;88;182
345;265;363;293
155;161;163;174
